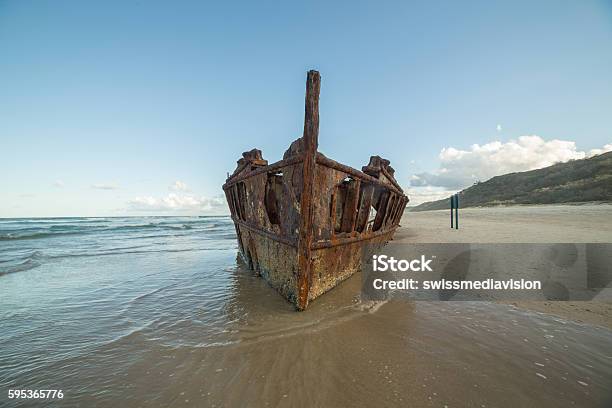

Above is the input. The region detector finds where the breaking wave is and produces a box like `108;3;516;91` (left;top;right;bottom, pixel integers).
0;251;44;276
0;216;235;277
0;219;223;241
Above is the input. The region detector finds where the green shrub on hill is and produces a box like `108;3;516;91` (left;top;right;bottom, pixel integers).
411;151;612;211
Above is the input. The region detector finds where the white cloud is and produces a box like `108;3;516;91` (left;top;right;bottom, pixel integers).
410;136;611;189
406;187;458;206
588;143;612;157
53;180;65;188
169;180;190;192
127;193;226;212
91;183;119;190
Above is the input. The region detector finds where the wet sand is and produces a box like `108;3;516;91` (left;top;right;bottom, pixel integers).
506;301;612;330
99;274;612;408
396;204;612;329
2;212;611;407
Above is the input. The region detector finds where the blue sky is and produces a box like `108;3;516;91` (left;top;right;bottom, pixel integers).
1;0;611;217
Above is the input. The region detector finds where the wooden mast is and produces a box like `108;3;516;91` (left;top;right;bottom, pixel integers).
296;70;320;310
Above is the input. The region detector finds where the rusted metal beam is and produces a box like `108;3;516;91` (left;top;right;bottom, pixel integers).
234;215;399;251
312;226;397;250
330;190;337;233
389;195;402;226
233;218;298;247
380;165;404;194
224;161;249;184
383;193;397;227
346;179;361;233
394;196;408;224
296;70;320;311
372;190;390;231
355;183;374;233
222;156;304;189
315;154;404;196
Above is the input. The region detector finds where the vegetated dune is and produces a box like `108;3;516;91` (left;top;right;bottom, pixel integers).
412;151;612;211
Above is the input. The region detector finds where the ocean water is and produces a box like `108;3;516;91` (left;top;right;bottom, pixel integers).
1;217;611;407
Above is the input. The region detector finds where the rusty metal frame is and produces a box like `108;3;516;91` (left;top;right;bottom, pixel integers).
348;179;361;232
233;218;298;247
311;226;398;250
315;154;404;196
232;212;399;251
296;70;320;310
223;156;304;189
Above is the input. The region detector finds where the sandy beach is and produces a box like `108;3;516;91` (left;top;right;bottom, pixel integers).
1;209;611;407
397;204;612;329
397;203;612;243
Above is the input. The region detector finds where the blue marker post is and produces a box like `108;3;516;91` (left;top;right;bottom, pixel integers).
450;196;454;228
454;194;459;230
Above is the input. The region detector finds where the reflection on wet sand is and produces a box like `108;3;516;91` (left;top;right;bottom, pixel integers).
121;263;612;408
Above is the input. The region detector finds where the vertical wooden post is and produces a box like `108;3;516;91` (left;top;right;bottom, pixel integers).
296;70;320;310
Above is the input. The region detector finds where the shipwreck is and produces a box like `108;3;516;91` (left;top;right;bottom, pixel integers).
222;70;408;310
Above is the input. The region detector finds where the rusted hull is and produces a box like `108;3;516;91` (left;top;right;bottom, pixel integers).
223;71;408;310
234;222;301;304
309;229;397;301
